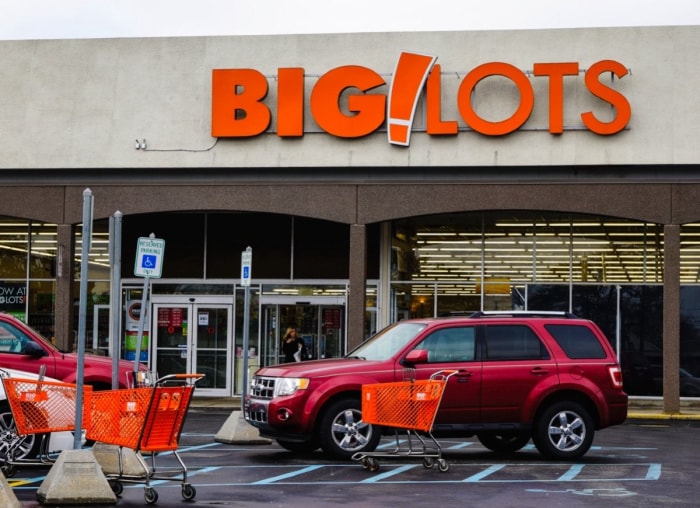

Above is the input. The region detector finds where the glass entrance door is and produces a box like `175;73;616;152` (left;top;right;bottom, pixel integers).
260;302;345;367
152;302;232;396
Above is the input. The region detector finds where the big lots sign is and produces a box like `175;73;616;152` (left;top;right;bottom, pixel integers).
211;51;631;146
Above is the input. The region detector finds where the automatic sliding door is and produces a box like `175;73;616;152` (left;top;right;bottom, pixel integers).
153;303;231;395
320;306;344;359
259;303;346;364
153;305;189;377
193;305;231;393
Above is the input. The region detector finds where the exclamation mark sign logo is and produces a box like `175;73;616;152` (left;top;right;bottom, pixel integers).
387;51;438;146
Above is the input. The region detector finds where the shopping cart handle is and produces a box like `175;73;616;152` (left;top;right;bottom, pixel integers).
156;373;206;384
430;369;462;380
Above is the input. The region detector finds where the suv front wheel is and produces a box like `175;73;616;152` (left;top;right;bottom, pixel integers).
0;402;45;462
533;401;594;460
318;398;381;459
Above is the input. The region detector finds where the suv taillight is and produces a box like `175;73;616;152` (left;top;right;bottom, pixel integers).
608;365;623;389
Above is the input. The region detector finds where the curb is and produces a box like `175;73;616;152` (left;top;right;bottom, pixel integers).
627;412;700;421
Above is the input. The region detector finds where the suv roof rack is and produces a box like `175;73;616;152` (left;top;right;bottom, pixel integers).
467;310;579;319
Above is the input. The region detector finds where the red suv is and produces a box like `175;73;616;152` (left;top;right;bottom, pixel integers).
0;312;142;389
245;311;628;460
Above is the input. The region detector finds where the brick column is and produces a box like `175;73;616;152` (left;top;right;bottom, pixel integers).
663;224;680;413
347;224;366;352
54;224;75;351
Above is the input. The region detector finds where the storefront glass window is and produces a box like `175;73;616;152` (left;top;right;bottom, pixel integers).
294;217;349;278
27;280;56;340
0;218;29;278
29;221;57;278
390;211;677;396
207;213;292;279
680;287;700;397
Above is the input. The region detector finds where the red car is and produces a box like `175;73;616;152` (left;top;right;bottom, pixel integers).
0;311;145;460
245;311;628;460
0;312;143;390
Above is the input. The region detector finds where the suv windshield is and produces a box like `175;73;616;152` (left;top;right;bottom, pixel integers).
347;322;427;361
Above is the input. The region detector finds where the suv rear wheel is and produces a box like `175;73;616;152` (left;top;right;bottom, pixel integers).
318;398;381;459
533;401;594;460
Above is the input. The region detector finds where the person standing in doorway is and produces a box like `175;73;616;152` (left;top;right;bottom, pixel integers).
282;327;307;362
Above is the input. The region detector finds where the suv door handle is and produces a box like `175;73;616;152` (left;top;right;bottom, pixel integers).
530;367;550;375
454;371;473;382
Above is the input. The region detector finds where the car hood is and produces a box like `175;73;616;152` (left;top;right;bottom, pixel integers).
60;351;135;370
254;357;391;379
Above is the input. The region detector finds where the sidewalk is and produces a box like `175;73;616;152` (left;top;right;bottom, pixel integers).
626;399;700;420
189;396;700;420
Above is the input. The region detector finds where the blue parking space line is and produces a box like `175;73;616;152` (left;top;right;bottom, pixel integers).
557;464;585;481
157;442;222;456
446;442;473;449
645;464;661;480
462;464;506;482
360;464;417;483
147;466;221;487
377;439;407;449
252;465;324;484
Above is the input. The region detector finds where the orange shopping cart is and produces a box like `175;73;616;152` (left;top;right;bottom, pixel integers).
0;371;91;477
86;373;204;505
352;369;457;472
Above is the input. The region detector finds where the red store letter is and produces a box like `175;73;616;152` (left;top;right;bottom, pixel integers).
457;62;534;136
310;65;386;138
212;69;271;137
581;60;632;135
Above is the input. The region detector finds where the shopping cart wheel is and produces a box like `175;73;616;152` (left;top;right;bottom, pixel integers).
144;487;159;505
182;483;197;500
1;463;16;478
437;458;449;472
109;479;123;496
422;457;434;469
367;457;380;472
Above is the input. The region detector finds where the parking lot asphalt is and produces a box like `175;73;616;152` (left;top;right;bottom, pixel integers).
10;408;700;508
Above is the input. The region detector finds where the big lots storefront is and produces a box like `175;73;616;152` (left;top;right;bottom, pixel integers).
0;26;698;408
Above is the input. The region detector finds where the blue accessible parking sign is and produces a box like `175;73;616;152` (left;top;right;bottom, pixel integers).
134;237;165;278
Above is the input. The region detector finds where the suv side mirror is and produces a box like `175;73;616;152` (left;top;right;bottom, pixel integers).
23;341;48;358
403;349;429;365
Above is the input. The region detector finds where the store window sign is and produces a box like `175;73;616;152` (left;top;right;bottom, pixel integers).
0;282;27;321
211;51;631;144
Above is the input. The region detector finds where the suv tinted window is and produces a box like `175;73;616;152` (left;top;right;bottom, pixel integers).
545;324;607;359
0;321;30;353
483;325;550;360
415;326;476;362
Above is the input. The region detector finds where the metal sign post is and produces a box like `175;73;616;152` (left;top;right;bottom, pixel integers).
133;234;165;374
241;247;252;411
109;211;122;389
74;188;93;449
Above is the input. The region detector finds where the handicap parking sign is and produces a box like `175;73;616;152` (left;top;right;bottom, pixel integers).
134;237;165;278
142;255;156;269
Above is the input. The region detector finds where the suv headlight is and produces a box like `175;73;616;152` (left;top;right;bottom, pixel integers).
274;377;310;397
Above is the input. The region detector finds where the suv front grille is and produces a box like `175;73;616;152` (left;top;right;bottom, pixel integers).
250;376;276;399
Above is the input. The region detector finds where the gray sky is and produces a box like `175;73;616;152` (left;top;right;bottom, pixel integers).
1;0;699;40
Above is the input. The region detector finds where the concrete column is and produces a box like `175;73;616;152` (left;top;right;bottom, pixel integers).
347;224;366;352
663;224;680;413
55;224;75;352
